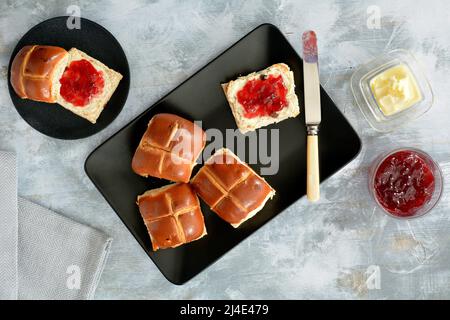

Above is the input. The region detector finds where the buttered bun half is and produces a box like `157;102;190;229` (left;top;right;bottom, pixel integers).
56;48;123;123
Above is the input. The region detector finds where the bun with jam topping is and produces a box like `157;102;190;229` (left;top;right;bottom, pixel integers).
222;63;300;134
56;48;123;124
10;45;122;124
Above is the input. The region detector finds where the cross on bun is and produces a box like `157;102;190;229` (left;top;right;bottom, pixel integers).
132;113;206;183
137;183;207;251
191;148;275;228
10;45;69;103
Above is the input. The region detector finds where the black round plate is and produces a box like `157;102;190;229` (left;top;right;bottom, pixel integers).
8;16;130;140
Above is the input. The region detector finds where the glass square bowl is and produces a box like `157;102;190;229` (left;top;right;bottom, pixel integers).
351;49;433;132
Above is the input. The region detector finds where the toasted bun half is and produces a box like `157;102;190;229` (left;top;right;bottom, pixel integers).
222;63;300;134
56;48;123;123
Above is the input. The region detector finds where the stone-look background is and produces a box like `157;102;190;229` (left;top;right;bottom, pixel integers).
1;0;449;299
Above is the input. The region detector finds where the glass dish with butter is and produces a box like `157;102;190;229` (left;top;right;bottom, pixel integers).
351;49;433;132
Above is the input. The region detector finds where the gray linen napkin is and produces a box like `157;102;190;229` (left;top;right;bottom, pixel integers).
0;152;18;300
0;151;112;300
18;198;112;300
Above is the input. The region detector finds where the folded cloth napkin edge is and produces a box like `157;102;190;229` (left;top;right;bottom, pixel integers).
0;151;18;300
87;237;113;300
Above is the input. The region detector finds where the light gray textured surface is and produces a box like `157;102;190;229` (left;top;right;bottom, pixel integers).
1;0;450;299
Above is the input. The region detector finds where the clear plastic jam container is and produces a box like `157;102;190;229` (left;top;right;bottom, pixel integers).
369;148;443;219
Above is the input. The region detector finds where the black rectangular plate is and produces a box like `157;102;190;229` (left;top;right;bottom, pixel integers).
85;24;361;285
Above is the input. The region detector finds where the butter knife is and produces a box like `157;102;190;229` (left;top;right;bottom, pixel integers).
302;30;321;202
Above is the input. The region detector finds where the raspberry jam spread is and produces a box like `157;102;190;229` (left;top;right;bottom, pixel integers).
373;150;435;217
59;59;104;107
236;74;288;118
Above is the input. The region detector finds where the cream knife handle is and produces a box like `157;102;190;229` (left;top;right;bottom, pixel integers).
307;134;320;202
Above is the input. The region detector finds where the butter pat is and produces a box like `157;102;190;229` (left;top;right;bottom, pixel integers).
370;64;422;116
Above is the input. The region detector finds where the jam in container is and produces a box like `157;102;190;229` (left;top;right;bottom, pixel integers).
369;148;442;219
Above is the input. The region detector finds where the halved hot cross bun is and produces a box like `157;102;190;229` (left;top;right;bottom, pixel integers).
137;183;207;251
132;113;206;183
10;45;69;103
190;148;275;228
